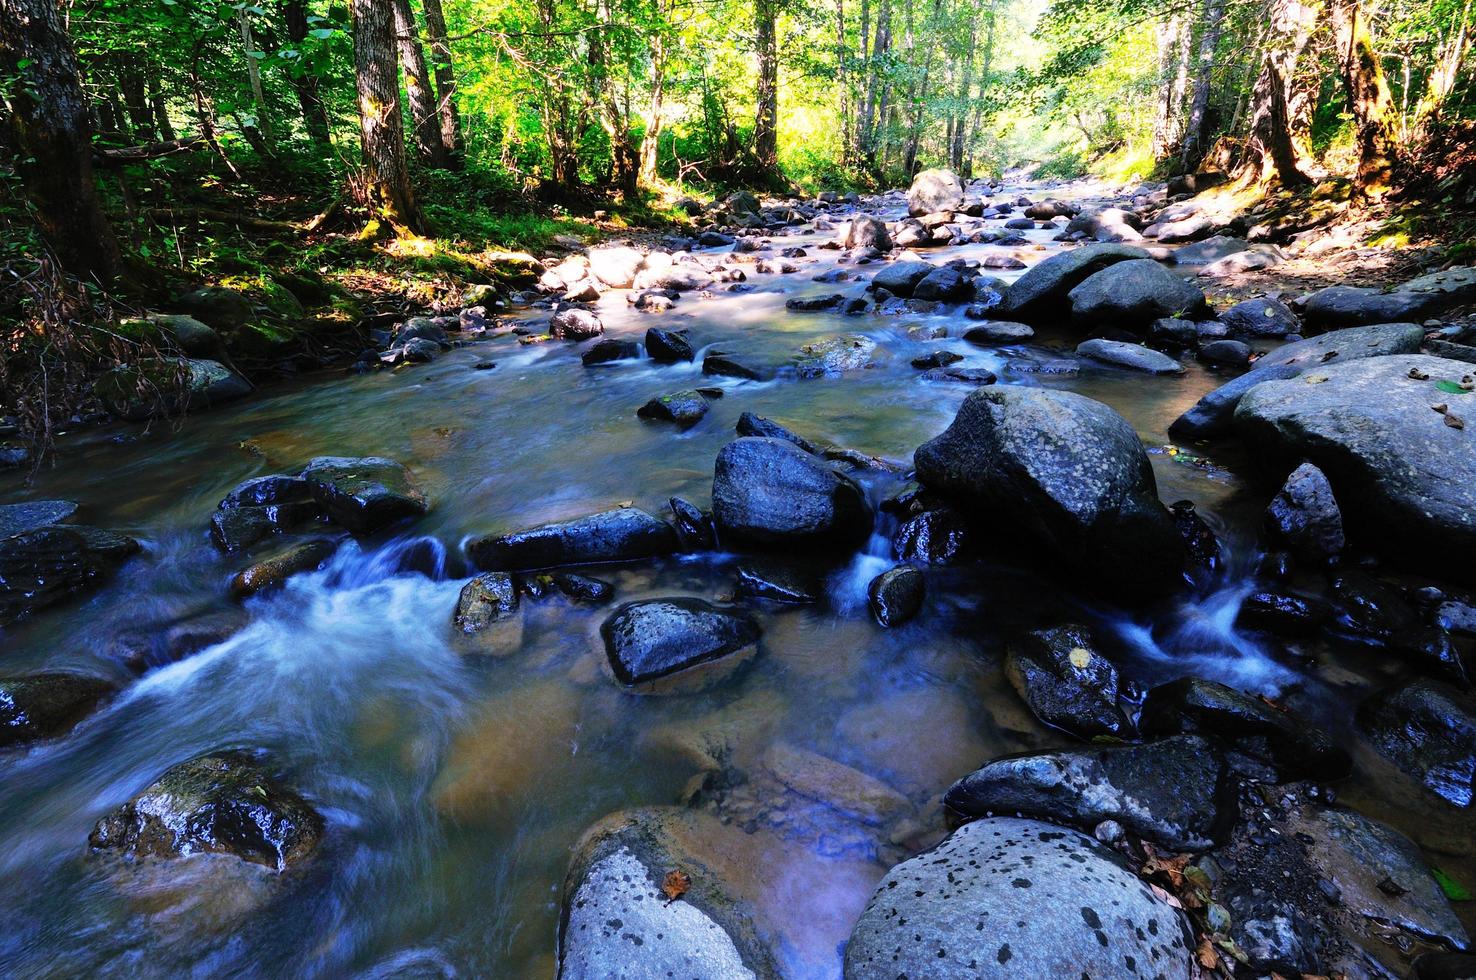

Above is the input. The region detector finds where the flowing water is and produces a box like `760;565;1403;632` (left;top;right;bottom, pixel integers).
2;185;1471;976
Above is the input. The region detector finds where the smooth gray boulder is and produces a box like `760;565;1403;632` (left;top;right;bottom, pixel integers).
1304;267;1476;329
1234;355;1476;576
712;438;871;550
914;387;1182;598
94;357;251;421
0;500;77;538
1220;296;1300;337
870;260;935;297
301;456;427;535
1068;259;1211;331
467;507;678;570
843;817;1195;978
601;598;760;688
1172;235;1248;265
1077;338;1185;375
906;168;964;216
1000;243;1149;321
843;215;891;251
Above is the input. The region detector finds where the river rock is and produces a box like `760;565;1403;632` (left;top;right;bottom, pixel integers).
1172;235;1248;265
1168;363;1301;440
1199;338;1251;366
638;389;713;427
735;412;819;453
945;736;1235;851
95;357;252;421
228;538;337;599
301;456;427;535
601;598;760;689
1234;355;1476;578
89;751;323;870
963;320;1034;344
893;507;971;564
1220;296;1300;337
844;816;1195;978
1004;624;1132;739
0;672;118;748
795;334;878;378
906;168;964;216
0;524;141;625
586;245;645;288
702;351;776;381
1359;678;1476;807
870;260;935;297
549;308;604;340
454;572;520;634
1303;266;1476;329
0;500;77;537
735;560;820;603
644;327;694;363
581;339;641;366
843;215;891;251
912;265;974;301
867;565;924;627
467;507;678;571
1077;338;1185;374
1267;462;1344;561
1141;678;1350;780
999;243;1149;321
1068;259;1210;331
711;437;870;550
209;474;321;551
914;386;1182;598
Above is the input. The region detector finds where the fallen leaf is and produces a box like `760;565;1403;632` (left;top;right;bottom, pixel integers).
1445;412;1465;430
1068;647;1093;670
1436;379;1472;395
1305;375;1329;384
661;869;691;903
1408;367;1430;380
1196;936;1219;970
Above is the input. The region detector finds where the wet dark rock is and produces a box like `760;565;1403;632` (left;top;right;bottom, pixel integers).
395;316;450;346
785;293;844;311
702;351;776;381
844;816;1195;979
1437;600;1476;636
999;243;1149;322
867;565;924;627
668;497;716;551
0;524;141;625
1411;953;1476;979
1235;355;1476;579
395;337;441;363
906;168;964;216
637;389;713;427
1359;678;1476;807
870;260;935;297
1303;267;1476;329
1077;338;1185;374
601;598;760;687
844;215;891;251
0;673;117;748
1141;678;1350;780
910;350;964;369
914;386;1182;599
114;608;250;674
1068;259;1211;332
301;456;427;535
1236;590;1334;635
228;538;338;599
736;560;820;603
548;307;604;340
963;320;1034;344
209;475;321;552
711;437;871;550
95;357;252;421
454;572;520;634
697;230;735;247
466;507;678;571
89;751;323;870
551;572;613;603
945;736;1236;851
736;414;818;453
1149;316;1199;346
1005;624;1132;739
1199;338;1252;366
581;339;641;366
893;507;972;564
911;265;974;302
632;290;676;313
1220;297;1300;337
0;500;77;537
1168;364;1301;440
1267;462;1344;562
1332;570;1421;642
921;366;997;385
643;327;693;363
1170;500;1221;577
795;334;877;378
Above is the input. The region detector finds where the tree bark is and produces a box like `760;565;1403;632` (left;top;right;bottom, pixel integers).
753;0;779;173
391;0;450;168
148;74;177;142
1237;0;1319;189
283;0;332;146
1328;0;1398;201
638;15;669;186
1;0;127;285
351;0;425;235
419;0;463;162
237;7;273;145
1181;0;1226;168
1151;13;1192;159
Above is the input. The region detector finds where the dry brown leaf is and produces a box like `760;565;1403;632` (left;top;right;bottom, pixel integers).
1408;367;1430;380
1150;883;1184;909
1196;936;1220;970
661;869;691;903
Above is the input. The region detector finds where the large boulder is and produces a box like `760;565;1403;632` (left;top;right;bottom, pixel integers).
945;736;1236;851
1303;267;1476;329
911;265;974;302
1359;679;1475;807
1076;338;1185;375
600;598;760;690
914;387;1182;598
906;168;964;216
301;456;427;535
585;245;646;288
94;357;251;421
0;672;117;748
1067;259;1210;331
89;751;323;870
843;215;891;251
1172;235;1249;265
1234;355;1476;577
467;507;678;571
711;438;871;550
1066;207;1143;242
1219;297;1300;337
999;243;1149;322
549;308;604;340
844;816;1195;978
0;524;140;625
870;260;935;297
209;474;322;551
1004;624;1132;739
0;500;77;537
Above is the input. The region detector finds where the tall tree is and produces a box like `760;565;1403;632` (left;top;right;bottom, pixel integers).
1;0;126;285
351;0;425;235
1329;0;1398;201
391;0;451;168
419;0;463;162
753;0;779;174
1181;0;1226;167
1237;0;1319;188
282;0;332;146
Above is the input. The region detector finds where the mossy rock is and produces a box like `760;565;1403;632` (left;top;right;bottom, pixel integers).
272;269;336;307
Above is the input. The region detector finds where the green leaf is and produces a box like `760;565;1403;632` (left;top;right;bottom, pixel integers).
309;28;335;39
1434;380;1471;395
1434;868;1472;902
15;58;32;70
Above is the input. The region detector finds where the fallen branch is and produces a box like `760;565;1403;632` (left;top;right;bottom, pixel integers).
94;136;206;166
144;206;301;233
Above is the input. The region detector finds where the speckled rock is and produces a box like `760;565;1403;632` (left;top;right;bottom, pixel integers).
1266;462;1344;561
843;816;1195;978
1219;296;1300;337
301;456;427;535
1067;259;1210;331
1303;267;1476;329
0;500;77;537
453;572;520;633
944;736;1236;851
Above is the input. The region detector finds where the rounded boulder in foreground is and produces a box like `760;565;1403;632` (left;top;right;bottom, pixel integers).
844;816;1194;979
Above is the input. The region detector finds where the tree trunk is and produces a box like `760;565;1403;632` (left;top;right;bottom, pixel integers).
860;0;891;170
391;0;450;168
283;0;332;146
638;20;668;186
119;56;156;142
237;7;273;145
1413;0;1470;138
419;0;463;162
351;0;425;236
1181;0;1226;168
1;0;126;285
148;74;177;142
1150;13;1191;159
1328;0;1398;201
1237;0;1319;189
949;10;978;172
753;0;779;173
